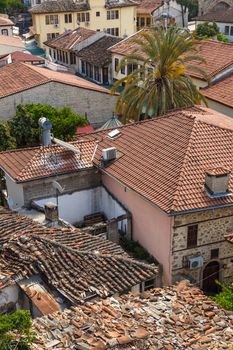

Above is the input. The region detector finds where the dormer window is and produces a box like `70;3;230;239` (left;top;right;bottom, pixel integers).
205;167;231;198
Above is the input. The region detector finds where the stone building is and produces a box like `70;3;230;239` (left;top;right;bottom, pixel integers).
0;62;117;127
1;106;233;292
198;0;233;15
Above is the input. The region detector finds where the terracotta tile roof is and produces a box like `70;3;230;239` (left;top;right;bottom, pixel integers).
10;50;45;63
3;234;158;302
79;106;233;213
195;8;233;23
0;206;127;288
0;207;125;254
0;139;96;182
0;16;14;26
44;27;96;50
0;62;111;98
108;29;146;55
105;0;138;9
109;34;233;81
201;74;233;108
76;124;94;134
136;0;162;14
0;35;24;48
30;0;89;14
78;35;122;66
187;40;233;80
32;280;233;349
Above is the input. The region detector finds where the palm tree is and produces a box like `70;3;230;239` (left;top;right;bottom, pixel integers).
112;26;207;121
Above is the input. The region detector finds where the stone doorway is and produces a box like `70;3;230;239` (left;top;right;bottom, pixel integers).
202;261;220;294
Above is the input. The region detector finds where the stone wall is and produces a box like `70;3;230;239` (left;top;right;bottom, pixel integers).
23;168;101;207
172;206;233;286
198;0;233;15
0;81;118;127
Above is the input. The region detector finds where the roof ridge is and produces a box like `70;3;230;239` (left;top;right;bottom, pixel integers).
169;115;198;213
31;234;157;269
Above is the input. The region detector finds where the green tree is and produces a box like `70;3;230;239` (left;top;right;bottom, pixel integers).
0;121;16;151
0;310;34;350
213;282;233;311
0;0;23;13
196;22;219;38
176;0;198;25
112;27;207;121
217;32;229;43
9;104;87;148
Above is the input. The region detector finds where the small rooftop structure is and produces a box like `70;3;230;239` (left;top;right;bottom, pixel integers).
98;114;123;130
44;27;96;51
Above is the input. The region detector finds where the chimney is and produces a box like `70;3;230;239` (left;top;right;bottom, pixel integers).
205;167;231;197
38;117;52;146
44;202;58;222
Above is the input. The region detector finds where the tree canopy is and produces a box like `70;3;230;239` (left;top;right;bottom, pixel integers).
0;310;34;350
112;27;207;121
0;104;87;151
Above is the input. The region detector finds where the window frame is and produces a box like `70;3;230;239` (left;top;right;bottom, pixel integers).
225;25;230;35
187;224;198;249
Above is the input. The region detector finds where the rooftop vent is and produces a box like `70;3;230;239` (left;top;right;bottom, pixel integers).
205;167;231;198
44;202;58;222
108;129;121;139
102;147;117;162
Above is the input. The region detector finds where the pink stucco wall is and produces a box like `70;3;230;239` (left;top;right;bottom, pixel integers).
102;174;173;284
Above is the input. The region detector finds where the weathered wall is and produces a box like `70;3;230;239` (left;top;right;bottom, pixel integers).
172;207;233;286
0;285;19;314
204;98;233;119
6;173;24;210
102;173;172;285
0;81;118;127
34;185;127;226
23;168;101;207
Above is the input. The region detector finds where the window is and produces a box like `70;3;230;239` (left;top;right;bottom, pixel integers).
127;63;137;74
77;12;90;22
70;52;76;65
45;15;58;25
106;27;119;36
49;48;52;56
1;29;8;35
81;60;86;74
187;224;198;248
146;17;151;26
114;58;119;72
96;11;100;16
230;26;233;36
107;10;119;20
53;50;56;60
64;13;72;23
225;25;230;35
46;32;59;40
120;65;125;74
140;17;145;27
140;278;155;292
211;248;219;259
94;66;100;82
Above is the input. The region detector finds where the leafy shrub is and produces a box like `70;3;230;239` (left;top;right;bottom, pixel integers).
0;104;87;151
196;22;219;38
0;310;34;350
213;282;233;311
120;237;157;263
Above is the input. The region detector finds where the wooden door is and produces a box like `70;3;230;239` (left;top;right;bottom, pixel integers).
202;261;220;294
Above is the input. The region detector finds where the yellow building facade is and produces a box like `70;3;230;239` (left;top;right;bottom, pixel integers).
30;0;137;48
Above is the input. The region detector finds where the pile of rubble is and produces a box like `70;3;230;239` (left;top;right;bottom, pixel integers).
32;281;233;350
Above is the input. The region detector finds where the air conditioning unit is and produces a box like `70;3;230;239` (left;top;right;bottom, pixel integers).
102;147;117;162
188;256;203;269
